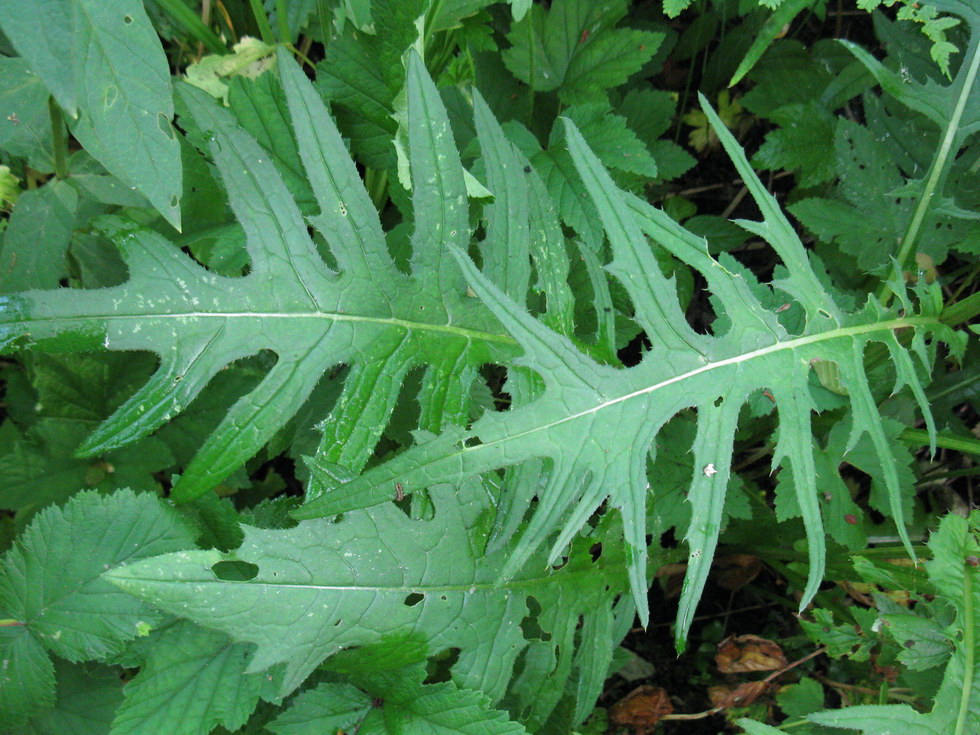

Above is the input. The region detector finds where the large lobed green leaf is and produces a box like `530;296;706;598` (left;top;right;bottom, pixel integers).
105;479;629;722
0;50;516;505
296;94;961;651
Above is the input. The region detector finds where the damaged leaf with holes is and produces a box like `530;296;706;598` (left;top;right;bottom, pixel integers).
106;478;630;729
0;49;539;506
298;93;962;653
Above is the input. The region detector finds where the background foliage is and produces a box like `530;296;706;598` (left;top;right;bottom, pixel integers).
0;1;977;734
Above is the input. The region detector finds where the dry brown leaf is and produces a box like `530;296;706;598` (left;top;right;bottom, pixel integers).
715;634;788;673
714;554;762;591
656;562;687;599
610;685;674;734
708;680;770;709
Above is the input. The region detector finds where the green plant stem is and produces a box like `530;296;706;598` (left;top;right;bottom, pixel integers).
287;43;315;69
423;0;445;52
526;8;536;128
941;290;980;326
882;36;980;307
152;0;227;54
48;97;68;180
947;264;980;303
316;0;332;50
247;0;276;45
364;168;388;211
954;563;974;735
901;428;980;457
918;467;980;487
275;0;290;42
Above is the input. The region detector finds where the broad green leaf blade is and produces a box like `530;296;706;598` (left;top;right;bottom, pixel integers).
106;481;626;718
697;94;838;325
573;240;618;361
737;720;788;735
276;49;398;284
675;395;742;654
473;89;532;302
0;490;195;663
315;33;398;170
0;0;75;114
729;0;817;87
0;57;54;170
70;0;182;227
769;358;825;608
0;625;55;726
270;661;529;735
561;118;703;355
26;661;124;735
360;667;529;734
842;338;916;560
111;621;263;735
813;705;933;735
266;682;372;734
523;165;574;336
502;0;663;103
227;72;313;211
308;338;415;496
0;181;77;292
406;53;469;294
0;1;182;225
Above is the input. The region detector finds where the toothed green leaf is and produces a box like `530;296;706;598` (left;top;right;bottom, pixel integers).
297;99;957;654
105;480;627;718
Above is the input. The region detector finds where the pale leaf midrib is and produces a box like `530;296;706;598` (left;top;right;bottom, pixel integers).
389;315;938;470
7;310;518;346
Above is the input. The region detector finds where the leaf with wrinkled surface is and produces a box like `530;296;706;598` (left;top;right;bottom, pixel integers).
0;489;194;722
111;621;264;735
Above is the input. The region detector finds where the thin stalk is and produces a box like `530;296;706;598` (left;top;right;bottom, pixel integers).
48;97;68;180
901;428;980;457
526;8;536;128
247;0;276;45
287;43;315;69
882;37;980;306
152;0;227;54
275;0;290;43
364;168;388;211
917;467;980;487
954;564;974;735
941;290;980;327
316;0;332;50
422;0;445;53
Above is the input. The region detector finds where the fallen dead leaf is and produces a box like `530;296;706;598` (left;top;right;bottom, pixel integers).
714;554;762;591
610;685;674;734
716;634;787;673
708;680;770;709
